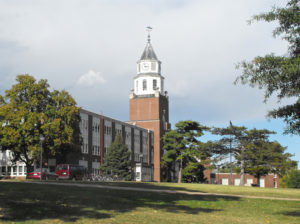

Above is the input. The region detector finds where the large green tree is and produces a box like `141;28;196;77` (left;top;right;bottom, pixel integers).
244;140;296;187
235;0;300;135
211;125;295;186
102;134;131;180
0;74;81;171
161;120;209;183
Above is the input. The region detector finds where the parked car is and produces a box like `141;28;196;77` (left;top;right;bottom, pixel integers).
55;164;85;180
27;168;59;180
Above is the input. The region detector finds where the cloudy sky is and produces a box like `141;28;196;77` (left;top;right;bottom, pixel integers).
0;0;299;165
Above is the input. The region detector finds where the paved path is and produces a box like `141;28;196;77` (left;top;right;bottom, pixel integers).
11;181;300;202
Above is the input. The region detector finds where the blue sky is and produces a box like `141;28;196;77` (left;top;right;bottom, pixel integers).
0;0;298;165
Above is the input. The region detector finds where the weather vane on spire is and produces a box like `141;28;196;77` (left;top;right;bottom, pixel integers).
146;26;152;43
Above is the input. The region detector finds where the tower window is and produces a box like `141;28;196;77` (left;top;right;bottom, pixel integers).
151;62;156;71
136;80;138;91
153;79;157;90
143;79;147;91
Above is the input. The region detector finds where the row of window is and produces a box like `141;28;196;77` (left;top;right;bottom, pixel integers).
81;119;88;130
81;144;88;154
133;153;149;163
136;79;158;91
104;126;112;135
92;123;100;133
92;145;101;156
1;165;27;176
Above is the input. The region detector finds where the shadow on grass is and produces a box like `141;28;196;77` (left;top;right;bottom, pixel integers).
0;182;240;222
86;181;207;193
279;210;300;217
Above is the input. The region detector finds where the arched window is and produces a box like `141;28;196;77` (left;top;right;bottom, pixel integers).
143;79;147;91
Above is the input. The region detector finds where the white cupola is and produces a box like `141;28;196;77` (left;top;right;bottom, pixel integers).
133;27;165;96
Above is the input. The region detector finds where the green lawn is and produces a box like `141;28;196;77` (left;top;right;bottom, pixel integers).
52;180;300;199
0;181;299;224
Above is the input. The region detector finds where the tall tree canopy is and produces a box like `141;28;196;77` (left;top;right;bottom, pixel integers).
211;125;296;186
161;120;209;183
244;140;296;186
235;0;300;135
0;74;81;170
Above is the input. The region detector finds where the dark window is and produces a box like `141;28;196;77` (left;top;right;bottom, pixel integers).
143;79;147;91
153;79;157;90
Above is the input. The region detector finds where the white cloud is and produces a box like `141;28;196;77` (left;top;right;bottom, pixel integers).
76;70;107;86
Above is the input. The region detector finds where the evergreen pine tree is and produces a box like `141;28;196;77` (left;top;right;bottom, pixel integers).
102;133;131;180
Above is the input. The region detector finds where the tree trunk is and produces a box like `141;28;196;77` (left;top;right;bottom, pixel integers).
257;174;260;187
239;147;245;186
240;159;245;186
178;158;182;184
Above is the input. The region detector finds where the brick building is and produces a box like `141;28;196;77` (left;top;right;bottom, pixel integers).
128;29;170;182
78;109;154;181
204;170;280;188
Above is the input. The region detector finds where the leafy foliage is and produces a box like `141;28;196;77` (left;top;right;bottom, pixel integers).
244;141;296;186
182;162;206;183
235;0;300;135
161;120;209;183
102;134;131;180
0;74;81;170
281;169;300;188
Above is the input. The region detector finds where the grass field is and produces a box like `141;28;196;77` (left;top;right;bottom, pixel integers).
0;181;300;224
69;181;300;199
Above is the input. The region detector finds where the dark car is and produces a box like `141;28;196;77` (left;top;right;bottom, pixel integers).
27;168;59;180
55;164;85;180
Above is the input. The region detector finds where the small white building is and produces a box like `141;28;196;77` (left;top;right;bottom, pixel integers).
0;150;27;178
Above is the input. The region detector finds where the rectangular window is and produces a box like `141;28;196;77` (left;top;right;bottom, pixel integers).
18;166;23;175
13;166;17;175
143;79;147;91
153;79;157;90
1;166;6;175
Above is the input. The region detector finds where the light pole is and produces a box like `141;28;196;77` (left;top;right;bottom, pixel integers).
229;121;233;186
40;135;45;181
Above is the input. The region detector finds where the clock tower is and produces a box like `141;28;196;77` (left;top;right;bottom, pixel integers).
129;27;170;182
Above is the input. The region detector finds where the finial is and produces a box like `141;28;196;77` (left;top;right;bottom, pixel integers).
146;26;152;43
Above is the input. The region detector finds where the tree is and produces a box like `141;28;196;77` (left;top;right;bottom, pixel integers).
235;0;300;135
102;134;131;180
211;125;295;186
161;120;209;183
0;74;81;171
244;140;296;187
281;169;300;188
182;162;206;183
211;123;248;185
